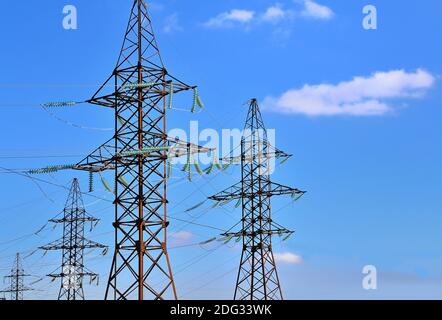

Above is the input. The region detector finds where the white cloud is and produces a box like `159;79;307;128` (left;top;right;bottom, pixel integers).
274;252;303;264
204;2;333;30
171;230;193;241
163;13;182;33
262;69;436;117
204;9;255;28
302;0;334;20
262;5;291;23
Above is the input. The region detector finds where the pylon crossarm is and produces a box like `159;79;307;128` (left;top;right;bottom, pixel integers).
221;150;292;165
49;216;98;224
73;137;116;172
208;182;243;201
88;81;196;109
39;239;64;251
220;137;292;165
208;182;305;202
3;274;32;279
83;239;108;249
222;229;294;239
40;239;106;251
167;139;213;159
0;287;33;293
47;271;97;278
73;135;212;174
266;182;306;198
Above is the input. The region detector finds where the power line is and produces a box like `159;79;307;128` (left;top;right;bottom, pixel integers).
0;166;112;203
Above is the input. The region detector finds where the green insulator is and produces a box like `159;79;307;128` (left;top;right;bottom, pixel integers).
121;146;170;157
88;172;94;193
185;200;206;212
188;168;192;181
191;87;198;113
183;153;193;181
182;162;192;181
211;153;222;170
167;160;173;178
194;163;203;175
41;101;76;108
168;83;174;109
212;201;221;208
235;198;242;208
199;237;217;245
100;175;113;194
276;230;285;236
123;82;155;90
117;116;126;127
280;156;290;165
291;191;304;201
220;199;231;206
223;236;234;244
28;164;74;175
204;164;214;175
282;233;293;241
182;162;190;173
118;175;130;188
196;95;204;109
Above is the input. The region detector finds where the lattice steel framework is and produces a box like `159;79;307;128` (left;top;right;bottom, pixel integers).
71;0;211;300
209;99;306;300
0;253;33;300
39;178;105;300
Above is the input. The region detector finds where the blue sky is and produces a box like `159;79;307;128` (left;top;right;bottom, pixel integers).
0;0;442;300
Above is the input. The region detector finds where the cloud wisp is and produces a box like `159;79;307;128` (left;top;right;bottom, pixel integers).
204;9;255;28
170;230;193;244
262;5;294;23
302;0;334;20
163;13;183;34
203;1;333;29
274;252;303;265
262;69;436;117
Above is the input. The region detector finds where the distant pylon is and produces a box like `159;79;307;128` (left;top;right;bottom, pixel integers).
39;178;106;300
209;99;306;300
0;253;33;300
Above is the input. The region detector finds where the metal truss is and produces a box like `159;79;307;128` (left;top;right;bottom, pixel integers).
39;178;106;300
69;0;211;300
209;99;306;300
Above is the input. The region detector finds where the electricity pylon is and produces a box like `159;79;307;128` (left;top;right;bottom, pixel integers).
0;253;33;300
71;0;211;300
39;178;106;300
209;99;306;300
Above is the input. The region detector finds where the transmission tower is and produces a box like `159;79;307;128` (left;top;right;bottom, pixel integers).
68;0;211;300
209;99;306;300
39;178;106;300
0;253;33;300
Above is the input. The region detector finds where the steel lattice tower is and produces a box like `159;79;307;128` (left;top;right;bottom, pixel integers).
71;0;211;300
209;99;306;300
0;253;33;300
40;178;106;300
